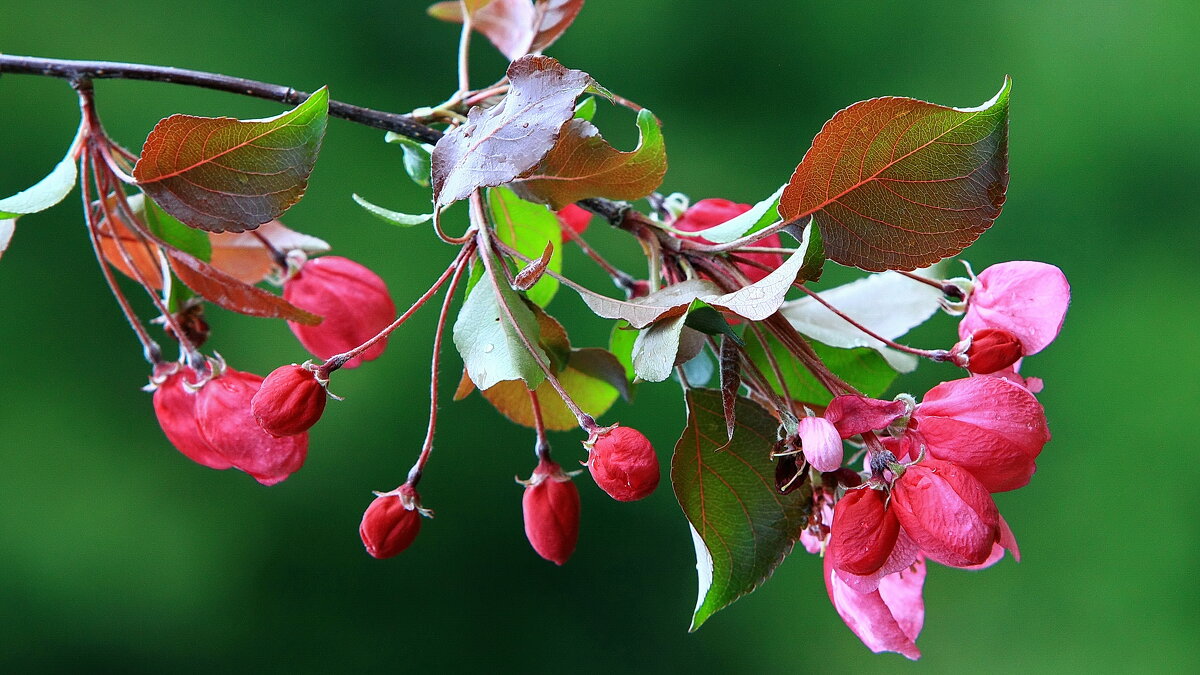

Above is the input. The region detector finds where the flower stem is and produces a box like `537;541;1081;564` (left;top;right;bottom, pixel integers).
792;284;950;362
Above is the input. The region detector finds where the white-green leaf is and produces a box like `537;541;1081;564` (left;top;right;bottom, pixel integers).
0;126;82;219
353;194;434;227
384;131;433;187
453;270;548;391
632;312;689;382
0;219;15;261
693;184;785;244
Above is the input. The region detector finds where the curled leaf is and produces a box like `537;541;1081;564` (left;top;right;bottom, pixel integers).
0;124;82;219
513;240;554;290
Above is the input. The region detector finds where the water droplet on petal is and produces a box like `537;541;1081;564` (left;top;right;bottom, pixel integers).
484;344;494;353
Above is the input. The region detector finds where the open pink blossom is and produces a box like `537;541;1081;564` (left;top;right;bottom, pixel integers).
891;458;999;567
958;261;1070;356
825;553;926;660
913;376;1051;492
828;487;899;576
797;416;843;472
824;395;907;439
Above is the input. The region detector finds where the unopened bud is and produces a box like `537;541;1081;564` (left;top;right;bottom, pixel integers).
521;459;581;565
252;364;328;436
952;328;1023;374
360;485;423;559
586;426;659;502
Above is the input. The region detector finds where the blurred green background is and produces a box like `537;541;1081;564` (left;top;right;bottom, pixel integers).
1;1;1197;671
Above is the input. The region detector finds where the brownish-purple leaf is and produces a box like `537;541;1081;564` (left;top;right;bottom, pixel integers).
513;240;554;290
166;249;321;325
779;78;1011;272
513;108;666;210
529;0;586;54
428;0;584;60
133;88;329;233
719;336;741;442
432;56;591;208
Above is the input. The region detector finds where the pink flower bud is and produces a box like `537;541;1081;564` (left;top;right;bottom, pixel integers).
360;486;423;559
587;426;659;502
796;416;843;472
891;459;999;567
824;553;926;660
521;459;581;565
283;256;396;369
958;261;1070;356
195;368;308;486
914;376;1050;492
556;203;592;234
824;395;908;439
674;198;783;283
953;328;1023;374
152;366;232;470
828;487;900;576
251;364;328;437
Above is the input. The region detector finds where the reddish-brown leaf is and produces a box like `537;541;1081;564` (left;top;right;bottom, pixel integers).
779;78;1011;271
719;337;741;442
208;220;329;285
512;240;554;290
529;0;586;54
133;88;329;233
427;0;584;60
432;56;592;208
513;109;666;210
166;249;321;325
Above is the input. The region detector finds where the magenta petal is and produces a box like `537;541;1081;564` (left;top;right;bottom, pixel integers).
837;528;921;594
825;554;922;660
916;377;1050;492
825;395;907;439
797;416;844;472
961;515;1020;570
959;261;1070;355
891;459;999;567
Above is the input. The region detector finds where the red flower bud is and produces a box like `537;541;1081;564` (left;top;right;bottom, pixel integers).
151;365;232;470
556;204;591;234
360;486;423;559
195;367;308;486
891;459;999;567
521;459;581;565
587;426;659;502
283;256;396;369
674;198;784;283
828;487;900;576
251;364;328;436
954;328;1023;374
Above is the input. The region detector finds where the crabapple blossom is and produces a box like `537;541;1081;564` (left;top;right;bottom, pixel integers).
252;364;328;437
796;415;843;472
825;553;927;660
360;485;423;559
520;458;581;566
958;261;1070;356
284;255;396;369
586;426;659;502
151;364;232;471
890;458;1000;567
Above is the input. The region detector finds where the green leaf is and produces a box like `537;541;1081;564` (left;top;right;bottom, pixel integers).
384;131;433;187
779;78;1011;271
685;304;743;346
744;334;898;406
143;195;212;262
133;88;329;233
672;389;813;630
452;264;548;391
609;320;638;383
488;186;563;307
573;96;597;122
513;108;668;210
693;184;785;244
353;193;434;227
0;126;81;219
480;348;620;431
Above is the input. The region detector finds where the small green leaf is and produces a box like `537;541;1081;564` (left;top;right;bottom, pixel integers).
353;193;434;227
488;186;563;307
673;389;813;630
609;320;638;383
744;334;898;405
0;126;81;219
573;96;597;122
452;266;548;391
685;304;743;345
384;131;433;187
134;88;329;233
143;195;212;262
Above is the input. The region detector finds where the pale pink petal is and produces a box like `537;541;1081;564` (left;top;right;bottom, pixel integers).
877;557;927;642
959;261;1070;355
825;554;922;660
916;377;1051;492
825;395;907;439
837;528;920;594
797;416;844;472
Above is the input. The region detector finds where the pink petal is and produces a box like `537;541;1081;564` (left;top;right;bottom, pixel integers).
797;416;844;472
825;395;907;439
960;515;1020;570
891;460;999;567
959;261;1070;355
825;554;923;660
837;528;921;594
915;377;1050;492
877;557;927;642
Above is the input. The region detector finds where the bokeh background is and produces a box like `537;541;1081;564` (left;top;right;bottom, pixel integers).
1;1;1197;671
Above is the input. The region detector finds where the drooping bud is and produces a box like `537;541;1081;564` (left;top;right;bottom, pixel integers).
195;367;308;486
556;203;592;234
828;487;900;576
360;485;424;559
797;416;844;472
151;364;232;470
913;377;1050;492
251;364;328;436
586;426;659;502
890;459;999;568
951;328;1023;374
521;458;581;565
283;255;396;369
